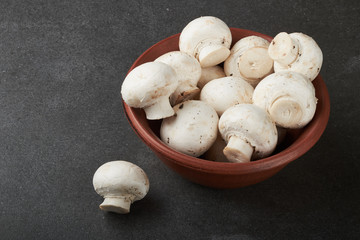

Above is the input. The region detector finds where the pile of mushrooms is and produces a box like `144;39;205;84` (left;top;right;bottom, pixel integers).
121;16;323;163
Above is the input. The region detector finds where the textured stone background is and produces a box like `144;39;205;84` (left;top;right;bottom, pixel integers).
0;0;359;239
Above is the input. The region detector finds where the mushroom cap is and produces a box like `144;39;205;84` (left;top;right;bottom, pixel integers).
200;76;254;116
179;16;232;67
121;62;178;109
197;65;226;89
224;36;273;87
272;33;323;81
219;104;278;160
155;51;201;105
93;161;149;202
252;71;317;128
160;100;218;157
155;51;201;88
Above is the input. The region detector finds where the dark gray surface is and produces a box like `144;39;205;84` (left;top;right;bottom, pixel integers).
1;0;359;239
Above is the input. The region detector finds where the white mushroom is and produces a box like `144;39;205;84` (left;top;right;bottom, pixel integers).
219;104;278;163
224;36;274;87
121;62;178;120
200;76;254;116
93;161;150;214
197;65;226;89
179;16;232;68
155;51;201;105
252;71;317;129
268;32;323;81
160;100;218;157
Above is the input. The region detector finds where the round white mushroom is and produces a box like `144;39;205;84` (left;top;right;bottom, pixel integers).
252;71;317;129
121;62;178;120
160;100;218;157
219;104;278;163
93;160;150;214
224;36;274;87
179;16;232;68
200;76;254;116
197;65;226;89
155;51;201;105
268;32;323;81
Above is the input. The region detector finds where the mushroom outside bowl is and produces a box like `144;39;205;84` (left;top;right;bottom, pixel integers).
122;28;330;189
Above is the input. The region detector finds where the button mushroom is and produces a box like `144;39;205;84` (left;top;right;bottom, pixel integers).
200;76;254;116
252;71;317;129
155;51;202;105
197;65;226;89
160;100;219;157
93;161;150;214
224;36;274;87
179;16;232;68
121;62;178;120
219;104;278;163
268;32;323;81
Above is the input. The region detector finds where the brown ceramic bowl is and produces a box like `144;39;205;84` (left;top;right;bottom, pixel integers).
122;28;330;189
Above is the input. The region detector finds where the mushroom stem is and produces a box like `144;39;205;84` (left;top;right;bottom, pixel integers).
268;32;299;66
100;197;132;214
269;96;303;128
238;47;274;82
199;45;230;68
223;136;254;163
143;96;174;120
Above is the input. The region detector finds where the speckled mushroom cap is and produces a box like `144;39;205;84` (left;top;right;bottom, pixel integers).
269;32;323;81
160;100;218;157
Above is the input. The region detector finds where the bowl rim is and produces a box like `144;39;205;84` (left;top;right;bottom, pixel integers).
122;28;331;175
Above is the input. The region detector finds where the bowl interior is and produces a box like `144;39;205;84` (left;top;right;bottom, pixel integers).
122;28;330;175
